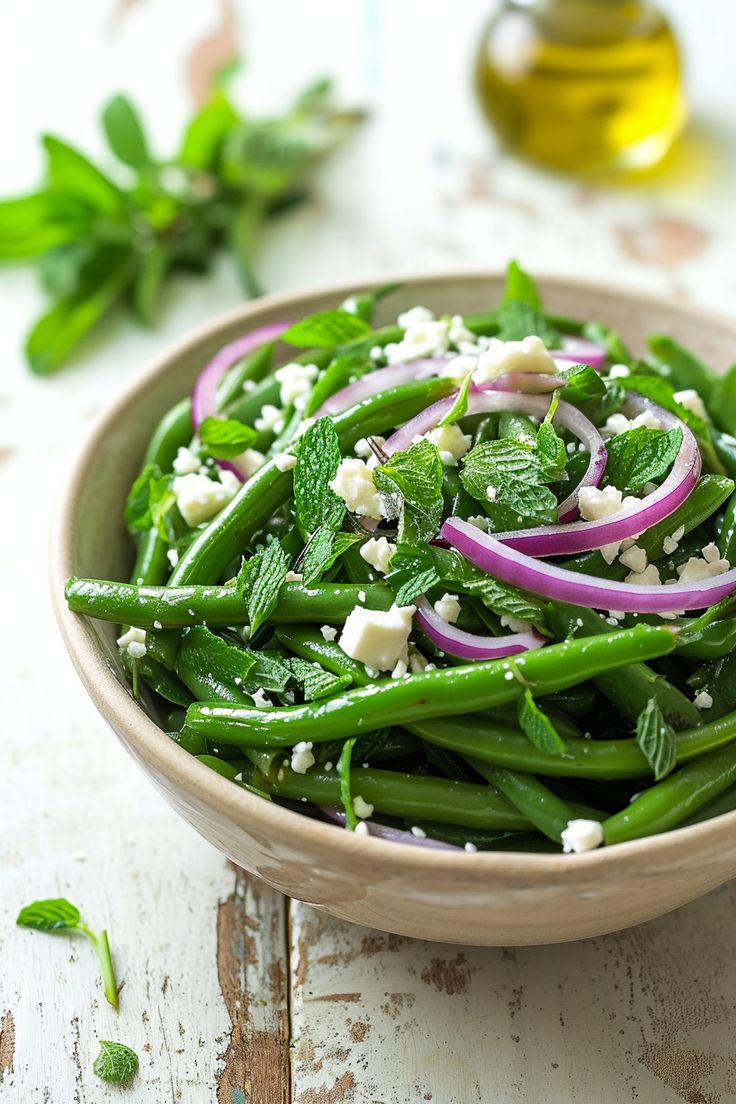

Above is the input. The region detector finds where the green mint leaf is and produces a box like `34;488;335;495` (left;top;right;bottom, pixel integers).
293;417;345;538
584;320;630;364
42;135;124;218
459;439;559;524
625;374;710;441
374;439;444;543
438;371;472;427
536;420;567;482
93;1041;139;1086
337;736;360;831
176;625;256;699
179;91;239;169
0;193;84;259
199;416;257;459
17;898;80;931
285;656;352;701
636;698;676;781
341;282;399;324
237;539;289;635
238;649;293;693
101;94;152;171
604;426;682;494
496;300;560;345
647;335;714;401
501;259;543;310
432;546;548;632
559;363;606;405
131;241;171;325
300;528;362;585
394;566;441;606
518;690;567;757
283;309;371;348
125;463;160;532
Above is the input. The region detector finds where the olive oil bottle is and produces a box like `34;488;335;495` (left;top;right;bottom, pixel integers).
475;0;686;173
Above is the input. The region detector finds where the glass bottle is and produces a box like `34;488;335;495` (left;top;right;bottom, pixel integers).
475;0;686;173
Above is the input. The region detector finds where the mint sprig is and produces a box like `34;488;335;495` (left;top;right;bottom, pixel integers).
460;439;559;525
17;898;119;1008
199;416;257;460
374;439;444;543
604;426;682;494
93;1041;139;1086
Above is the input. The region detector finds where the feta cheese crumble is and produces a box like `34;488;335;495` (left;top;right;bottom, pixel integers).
320;625;338;642
328;458;387;520
619;545;647;574
433;593;461;623
561;819;604;854
290;741;315;774
252;689;271;708
674;389;707;420
677;553;730;583
254;403;282;432
354;821;369;835
421;423;472;466
625;564;661;586
607;364;631;379
472;335;556;383
354;435;386;459
353;795;374;819
172;470;241;527
694;690;714;710
359;536;396;575
578;485;638;522
385;306;451;364
117;627;147;659
274;362;319;409
172;446;201;475
273;452;297;472
167;548;179;568
338;603;416;671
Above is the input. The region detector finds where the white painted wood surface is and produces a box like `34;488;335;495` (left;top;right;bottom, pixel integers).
1;1;736;1100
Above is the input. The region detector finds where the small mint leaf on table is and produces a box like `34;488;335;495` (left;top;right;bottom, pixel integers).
17;898;80;930
283;309;371;348
199;416;257;459
93;1041;139;1086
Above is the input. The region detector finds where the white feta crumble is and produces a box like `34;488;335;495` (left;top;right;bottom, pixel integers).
167;548;179;568
117;626;147;659
385;306;450;364
353;795;374;819
464;841;478;853
625;564;662;586
410;826;427;839
328;458;387;520
500;614;533;633
274;362;319;409
290;741;315;774
578;485;637;522
254;403;282;432
172;470;240;527
172;446;201;475
360;536;396;575
235;448;265;479
358;590;367;603
433;593;461;623
448;314;475;349
408;649;429;673
603;412;632;436
694;690;714;710
561;819;604;854
662;525;685;555
677;555;730;583
354;821;369;835
600;542;623;565
273;452;297;472
701;542;721;563
338;603;416;672
252;689;272;708
674;389;708;420
619;545;647;573
397;305;435;328
486;485;498;503
632;409;663;431
422;423;472;466
285;570;303;582
153;620;163;630
354;435;386;459
467;514;490;532
391;659;408;679
320;625;338;642
472;335;557;383
607;364;631;379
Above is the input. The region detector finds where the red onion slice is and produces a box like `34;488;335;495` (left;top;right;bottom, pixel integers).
442;517;736;613
321;807;461;850
313;358;448;417
415;599;544;659
558;336;607;369
191;321;292;481
495;395;700;556
382;388;606;522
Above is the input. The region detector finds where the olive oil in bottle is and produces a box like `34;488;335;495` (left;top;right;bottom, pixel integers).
475;0;686;173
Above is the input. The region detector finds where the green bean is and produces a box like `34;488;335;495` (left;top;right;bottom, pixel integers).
274;626;371;686
142;397;193;471
675;618;736;660
129;529;170;587
170;377;455;586
184;624;677;747
411;822;557;852
647;335;715;400
681;781;736;826
603;740;736;844
217;339;277;410
539;685;599;718
65;578;393;629
468;762;580;843
546;603;701;730
409;708;736;779
258;764;532;831
718;489;736;563
126;653;193;707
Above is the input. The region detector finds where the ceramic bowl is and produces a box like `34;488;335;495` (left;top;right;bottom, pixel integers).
51;273;736;946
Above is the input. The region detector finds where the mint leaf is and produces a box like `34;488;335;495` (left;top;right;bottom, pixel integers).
460;439;558;524
177;625;256;698
636;698;676;780
496;300;560;346
536;402;567;482
294;417;345;538
93;1041;139;1086
101;94;151;171
501;259;542;310
374;439;444;543
300;528;361;585
438;371;472;427
518;690;567;756
604;426;682;494
283;309;371;348
125;463;161;532
237;539;288;636
17;898;80;931
584;320;630;364
394;566;441;606
199;416;257;459
285;656;352;701
559;363;606;405
42;134;124;218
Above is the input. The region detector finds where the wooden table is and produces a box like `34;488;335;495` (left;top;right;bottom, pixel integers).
2;2;735;1100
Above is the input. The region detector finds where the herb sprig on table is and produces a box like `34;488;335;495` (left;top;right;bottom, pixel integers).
0;80;361;375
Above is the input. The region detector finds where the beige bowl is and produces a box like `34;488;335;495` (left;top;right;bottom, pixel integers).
51;273;736;946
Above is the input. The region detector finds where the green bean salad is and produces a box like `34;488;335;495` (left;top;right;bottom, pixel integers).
66;264;736;854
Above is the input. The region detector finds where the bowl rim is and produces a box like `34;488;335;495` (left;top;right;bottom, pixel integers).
50;268;736;879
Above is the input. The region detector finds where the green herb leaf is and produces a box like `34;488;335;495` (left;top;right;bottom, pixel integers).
283;309;372;348
501;259;542;310
238;649;294;694
459;439;559;524
536;406;567;482
237;539;289;635
559;363;607;405
132;241;171;325
285;656;352;701
179;90;239;169
337;736;359;831
17;898;81;931
604;426;683;494
42;135;124;218
438;371;472;427
636;698;676;781
625;374;720;471
496;300;560;346
176;625;256;698
125;463;161;532
0;193;86;259
584;320;630;364
647;335;714;400
394;566;441;607
199;416;257;459
300;528;362;585
518;690;567;757
101;94;152;170
293;417;345;538
710;364;736;436
374;439;444;543
92;1041;139;1086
